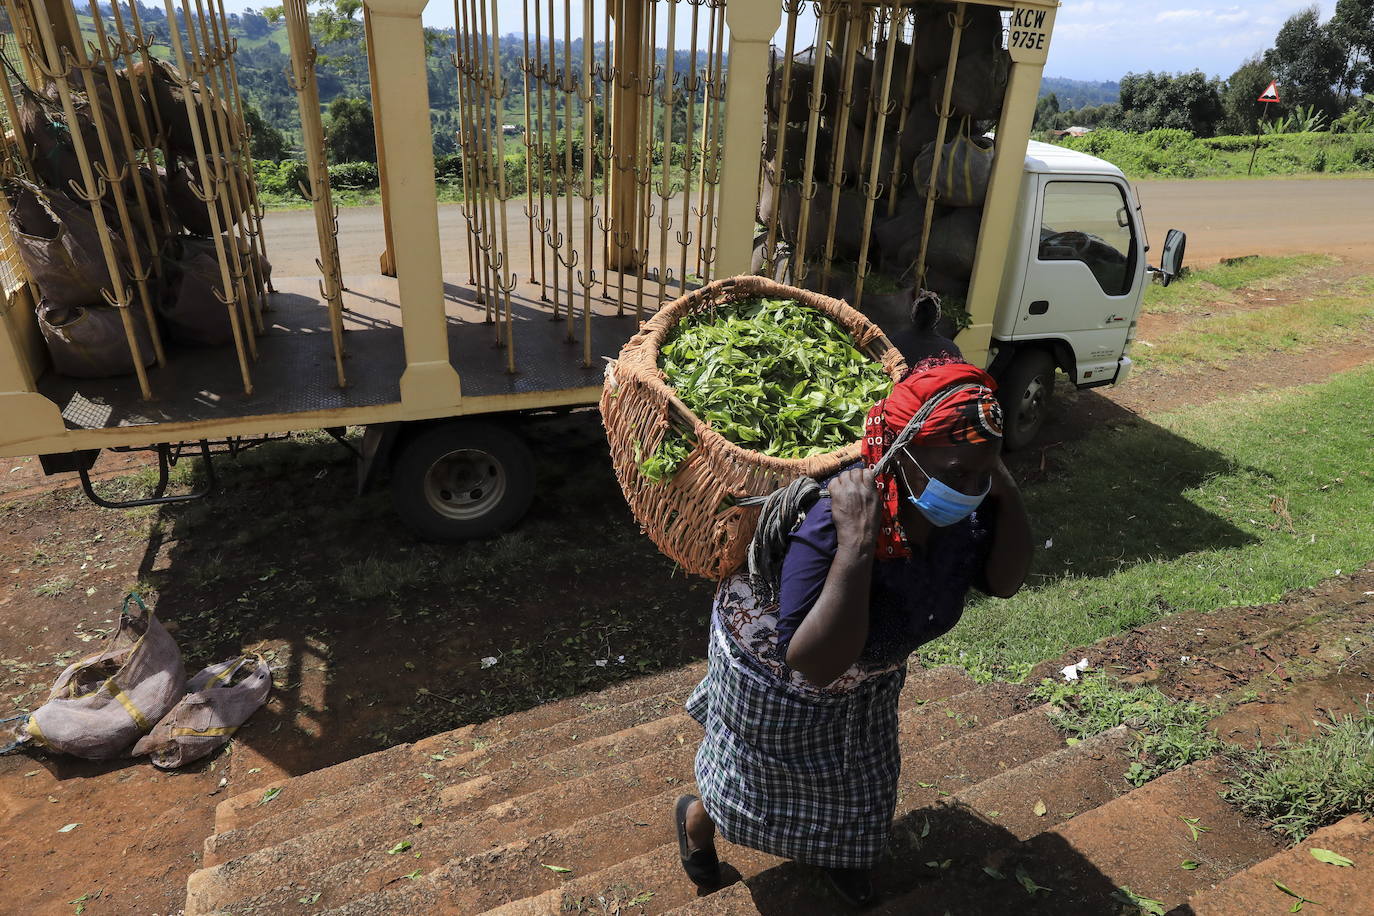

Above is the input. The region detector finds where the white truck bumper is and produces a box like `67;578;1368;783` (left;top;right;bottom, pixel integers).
1113;356;1134;386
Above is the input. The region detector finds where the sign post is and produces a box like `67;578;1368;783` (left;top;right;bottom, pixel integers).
1250;81;1281;175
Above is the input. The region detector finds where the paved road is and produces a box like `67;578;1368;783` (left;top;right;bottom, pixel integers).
259;177;1374;277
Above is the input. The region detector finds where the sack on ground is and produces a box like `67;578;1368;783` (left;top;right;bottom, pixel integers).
37;297;156;379
913;124;994;208
24;595;185;760
131;656;271;769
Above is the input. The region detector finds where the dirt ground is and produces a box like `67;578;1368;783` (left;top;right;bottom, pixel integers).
2;257;1372;914
258;177;1374;278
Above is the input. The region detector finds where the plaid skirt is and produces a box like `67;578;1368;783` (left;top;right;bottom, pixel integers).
686;618;907;869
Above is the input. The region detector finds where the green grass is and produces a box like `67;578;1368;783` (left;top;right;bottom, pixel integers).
1143;255;1333;315
920;362;1374;682
1060;128;1374;180
1134;276;1374;370
1031;672;1223;785
1224;706;1374;841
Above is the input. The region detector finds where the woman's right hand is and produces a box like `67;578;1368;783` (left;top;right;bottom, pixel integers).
829;467;882;554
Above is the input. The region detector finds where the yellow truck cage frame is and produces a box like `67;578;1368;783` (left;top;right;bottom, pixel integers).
0;0;1058;536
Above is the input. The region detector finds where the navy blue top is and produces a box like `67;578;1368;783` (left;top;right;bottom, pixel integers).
775;485;992;667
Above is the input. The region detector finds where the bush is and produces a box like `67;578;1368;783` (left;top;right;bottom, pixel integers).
257;159;311;198
1353;142;1374;169
435;153;464;184
328;161;379;190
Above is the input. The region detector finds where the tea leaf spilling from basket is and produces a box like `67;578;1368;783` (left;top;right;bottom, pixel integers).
639;297;892;482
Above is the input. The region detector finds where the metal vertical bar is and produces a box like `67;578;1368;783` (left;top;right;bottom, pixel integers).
886;6;919;216
852;3;899;312
655;0;677;303
578;0;595;365
487;0;517;371
675;0;700;289
913;1;966;290
519;0;538;288
192;0;263;324
632;0;655;319
529;0;550;301
116;0;177;239
104;0;174;248
60;0;167;365
23;1;155;398
559;0;576;339
820;3;863;293
598;0;612;300
762;1;799;276
790;0;835;286
545;0;563;320
282;0;347;388
210;0;274;293
176;0;258;346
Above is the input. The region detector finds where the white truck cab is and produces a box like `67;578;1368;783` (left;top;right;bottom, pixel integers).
984;141;1185;448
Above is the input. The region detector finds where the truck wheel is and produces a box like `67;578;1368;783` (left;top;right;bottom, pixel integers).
390;421;535;541
997;350;1056;451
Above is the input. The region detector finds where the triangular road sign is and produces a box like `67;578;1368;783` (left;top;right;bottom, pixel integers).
1258;81;1281;103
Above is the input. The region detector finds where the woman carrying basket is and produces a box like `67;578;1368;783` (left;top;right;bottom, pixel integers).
676;354;1033;907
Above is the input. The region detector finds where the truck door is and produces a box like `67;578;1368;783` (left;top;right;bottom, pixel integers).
1013;177;1143;385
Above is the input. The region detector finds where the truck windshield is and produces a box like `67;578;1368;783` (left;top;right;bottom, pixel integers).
1037;181;1137;296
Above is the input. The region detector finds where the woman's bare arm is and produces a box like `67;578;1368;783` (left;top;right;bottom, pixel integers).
785;468;881;686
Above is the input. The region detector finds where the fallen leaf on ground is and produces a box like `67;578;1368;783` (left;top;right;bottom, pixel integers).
57;823;80;833
1033;799;1047;817
1309;848;1354;867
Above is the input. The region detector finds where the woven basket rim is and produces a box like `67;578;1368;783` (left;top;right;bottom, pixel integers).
614;275;908;477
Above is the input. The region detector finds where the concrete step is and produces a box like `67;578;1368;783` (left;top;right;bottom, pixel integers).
871;757;1284;915
310;682;1032;915
1184;814;1374;915
212;674;703;837
188;664;978;915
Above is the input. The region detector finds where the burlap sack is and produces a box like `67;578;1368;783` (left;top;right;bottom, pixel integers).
777;182;867;261
7;180;119;308
929;48;1010;121
914;2;1004;74
159;236;235;346
16;82;92;192
133;59;230;159
37;297;156;379
925;206;984;279
25;595;185;760
914;123;994;208
170;157;247;237
131;656;271;769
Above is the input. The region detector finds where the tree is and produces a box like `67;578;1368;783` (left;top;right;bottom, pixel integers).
243;102;289;161
1116;71;1225;136
325;97;377;163
1263;6;1345;119
1221;56;1274;135
1331;0;1374;101
1034;92;1060;130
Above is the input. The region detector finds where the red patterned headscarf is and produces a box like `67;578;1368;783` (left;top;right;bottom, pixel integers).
860;357;1003;558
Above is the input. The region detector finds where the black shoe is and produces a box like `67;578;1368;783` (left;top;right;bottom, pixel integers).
823;867;875;908
675;794;722;890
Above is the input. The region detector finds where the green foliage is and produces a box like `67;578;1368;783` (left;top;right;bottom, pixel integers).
1264;6;1347;119
255;159;311;199
327;161;379;190
920;361;1374;681
639;298;892;482
325;97;377;164
1224;706;1374;841
1115;71;1226;137
1060;129;1374;178
1031;672;1223;785
243;103;288;162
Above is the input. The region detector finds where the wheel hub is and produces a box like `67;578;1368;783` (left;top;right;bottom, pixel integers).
423;448;507;520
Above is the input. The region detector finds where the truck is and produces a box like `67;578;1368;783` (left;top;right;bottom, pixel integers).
0;0;1182;539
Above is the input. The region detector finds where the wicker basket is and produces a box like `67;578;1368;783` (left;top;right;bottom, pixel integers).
600;275;908;580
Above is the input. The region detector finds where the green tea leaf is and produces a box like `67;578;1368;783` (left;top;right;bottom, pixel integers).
542;864;573;874
1310;848;1354;867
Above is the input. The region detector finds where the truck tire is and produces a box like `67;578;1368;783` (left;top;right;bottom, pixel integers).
997;349;1056;451
390;421;535;541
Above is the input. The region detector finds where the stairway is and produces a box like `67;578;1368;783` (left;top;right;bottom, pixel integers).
185;633;1373;915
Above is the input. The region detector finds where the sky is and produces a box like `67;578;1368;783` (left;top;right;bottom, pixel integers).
215;0;1341;82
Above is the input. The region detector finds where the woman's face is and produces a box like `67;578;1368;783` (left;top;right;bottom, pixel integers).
895;440;1001;499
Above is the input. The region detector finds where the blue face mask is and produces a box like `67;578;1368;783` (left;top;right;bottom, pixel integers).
897;454;990;527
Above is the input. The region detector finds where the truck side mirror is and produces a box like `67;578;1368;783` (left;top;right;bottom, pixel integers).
1157;229;1186;287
